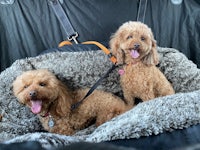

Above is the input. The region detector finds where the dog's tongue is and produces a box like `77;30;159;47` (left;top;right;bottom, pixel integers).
131;50;140;58
31;100;42;114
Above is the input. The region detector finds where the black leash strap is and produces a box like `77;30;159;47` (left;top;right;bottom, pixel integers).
71;64;117;110
48;0;79;44
137;0;148;22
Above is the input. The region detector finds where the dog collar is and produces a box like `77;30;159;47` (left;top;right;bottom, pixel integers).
40;101;54;118
41;112;49;117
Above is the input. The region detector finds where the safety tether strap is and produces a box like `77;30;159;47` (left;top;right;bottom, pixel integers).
82;41;117;64
71;64;117;110
59;40;117;64
49;0;79;44
59;40;117;110
137;0;148;22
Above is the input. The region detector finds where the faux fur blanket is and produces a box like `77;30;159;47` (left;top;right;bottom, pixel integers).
0;47;200;149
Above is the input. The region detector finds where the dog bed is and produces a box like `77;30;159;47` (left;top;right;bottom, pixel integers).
0;46;200;149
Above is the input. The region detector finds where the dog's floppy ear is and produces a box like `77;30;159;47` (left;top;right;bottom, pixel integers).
109;34;124;65
142;39;159;66
55;82;72;116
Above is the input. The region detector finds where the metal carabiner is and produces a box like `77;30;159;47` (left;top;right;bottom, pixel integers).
68;32;79;44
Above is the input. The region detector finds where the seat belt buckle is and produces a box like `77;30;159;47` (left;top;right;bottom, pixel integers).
68;32;79;44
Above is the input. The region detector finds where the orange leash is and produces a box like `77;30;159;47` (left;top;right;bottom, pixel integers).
58;40;117;64
58;40;72;47
82;41;117;64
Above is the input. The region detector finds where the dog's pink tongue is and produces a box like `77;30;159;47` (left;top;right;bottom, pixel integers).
131;50;140;58
31;100;42;114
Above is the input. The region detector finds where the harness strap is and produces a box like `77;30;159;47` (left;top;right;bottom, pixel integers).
49;0;79;44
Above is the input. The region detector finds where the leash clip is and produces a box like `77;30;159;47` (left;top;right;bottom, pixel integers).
107;53;117;65
71;101;81;111
68;32;79;44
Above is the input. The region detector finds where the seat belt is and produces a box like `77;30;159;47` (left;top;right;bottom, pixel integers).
48;0;79;44
137;0;148;23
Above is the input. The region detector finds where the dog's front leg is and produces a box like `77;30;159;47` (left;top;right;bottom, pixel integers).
123;90;135;106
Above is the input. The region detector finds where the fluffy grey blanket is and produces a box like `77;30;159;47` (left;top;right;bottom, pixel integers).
0;47;200;149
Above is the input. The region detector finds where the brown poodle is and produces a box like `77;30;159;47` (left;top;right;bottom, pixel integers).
110;21;175;106
12;69;131;135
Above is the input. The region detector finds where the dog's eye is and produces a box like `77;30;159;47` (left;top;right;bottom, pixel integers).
126;35;133;40
39;82;46;87
141;36;145;41
24;85;28;89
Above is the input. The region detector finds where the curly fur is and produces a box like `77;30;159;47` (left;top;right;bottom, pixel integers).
1;47;200;145
12;69;131;135
110;21;175;105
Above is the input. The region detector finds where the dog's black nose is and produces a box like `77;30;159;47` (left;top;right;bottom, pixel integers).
134;43;140;49
29;90;37;98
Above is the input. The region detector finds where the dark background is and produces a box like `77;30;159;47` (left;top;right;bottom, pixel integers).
0;0;200;71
